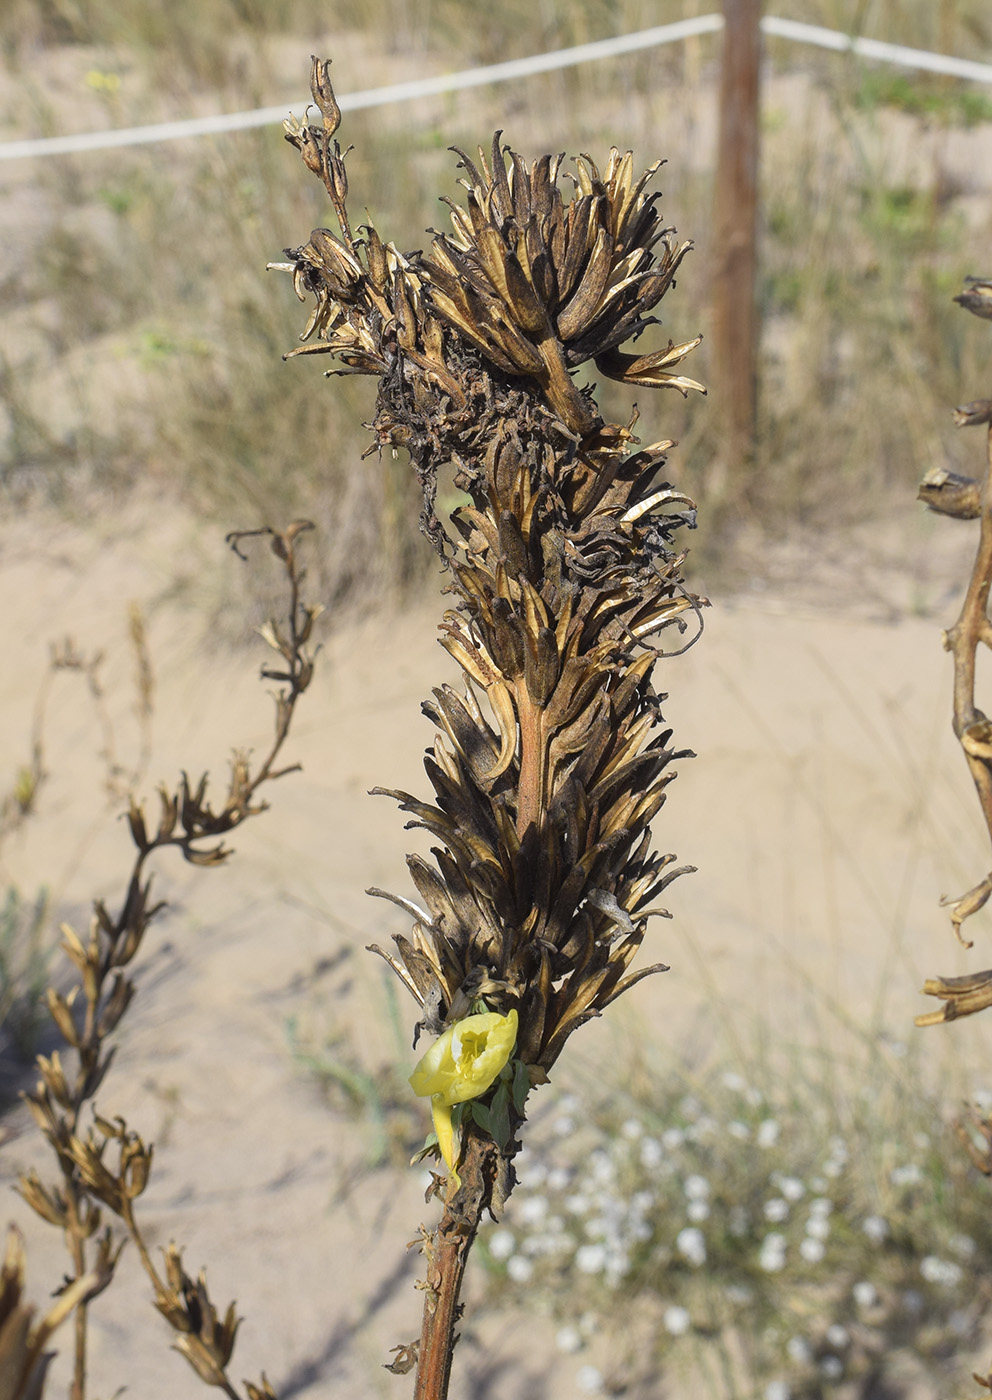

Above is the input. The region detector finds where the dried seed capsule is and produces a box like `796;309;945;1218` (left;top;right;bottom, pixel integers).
525;626;560;706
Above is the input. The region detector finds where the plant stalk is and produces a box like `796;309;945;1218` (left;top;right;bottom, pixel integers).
947;424;992;841
414;1128;494;1400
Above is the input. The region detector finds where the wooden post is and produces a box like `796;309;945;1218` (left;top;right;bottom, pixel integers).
711;0;762;489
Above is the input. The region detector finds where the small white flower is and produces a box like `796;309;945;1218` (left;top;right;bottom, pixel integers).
862;1215;888;1244
808;1197;833;1219
631;1190;654;1214
809;1176;828;1193
576;1364;605;1394
765;1382;791;1400
828;1136;848;1162
825;1323;849;1349
589;1150;615;1185
805;1216;830;1242
890;1163;924;1188
728;1120;751;1140
489;1229;516;1261
621;1117;644;1140
687;1200;711;1223
662;1127;686;1151
663;1304;692;1336
757;1118;780;1148
547;1166;571;1192
822;1159;844;1179
786;1336;812;1364
949;1232;977;1259
778;1176;805;1202
555;1326;583;1354
507;1254;533;1282
920;1255;963;1288
764;1198;789;1223
519;1159;548;1188
853;1280;877;1309
640;1137;663;1169
680;1094;702;1119
725;1282;754;1305
759;1232;787;1272
799;1237;825;1264
576;1243;607;1273
676;1227;707;1266
820;1355;844;1380
519;1196;549;1226
722;1070;747;1092
694;1115;718;1140
554;1115;576;1137
564;1193;590;1216
684;1174;711;1200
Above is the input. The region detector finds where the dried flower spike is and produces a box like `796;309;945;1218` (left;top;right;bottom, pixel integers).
279;61;704;1399
918;278;992;1024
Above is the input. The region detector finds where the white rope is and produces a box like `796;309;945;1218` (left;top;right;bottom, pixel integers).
0;15;723;162
1;12;990;164
762;16;992;85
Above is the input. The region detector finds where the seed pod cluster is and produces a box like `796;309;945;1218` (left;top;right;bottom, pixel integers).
280;63;704;1079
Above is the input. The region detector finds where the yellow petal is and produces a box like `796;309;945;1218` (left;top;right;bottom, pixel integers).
410;1010;518;1106
431;1097;459;1182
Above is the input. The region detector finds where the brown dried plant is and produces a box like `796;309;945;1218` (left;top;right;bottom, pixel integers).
276;58;705;1399
14;523;319;1400
914;278;992;1394
915;279;992;1027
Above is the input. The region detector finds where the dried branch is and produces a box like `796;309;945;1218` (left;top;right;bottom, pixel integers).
0;1224;110;1400
18;524;318;1400
918;281;992;1024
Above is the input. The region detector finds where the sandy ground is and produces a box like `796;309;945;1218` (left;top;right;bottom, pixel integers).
3;498;992;1398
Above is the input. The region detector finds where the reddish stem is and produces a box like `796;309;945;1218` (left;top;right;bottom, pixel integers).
413;1128;495;1400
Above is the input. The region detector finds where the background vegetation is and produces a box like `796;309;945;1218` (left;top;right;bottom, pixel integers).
2;0;991;608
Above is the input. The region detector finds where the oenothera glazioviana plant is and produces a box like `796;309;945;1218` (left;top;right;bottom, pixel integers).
275;58;706;1399
11;525;319;1400
913;280;992;1396
915;279;992;1026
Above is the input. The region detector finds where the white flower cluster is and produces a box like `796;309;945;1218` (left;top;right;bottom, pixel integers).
920;1256;964;1288
481;1074;991;1396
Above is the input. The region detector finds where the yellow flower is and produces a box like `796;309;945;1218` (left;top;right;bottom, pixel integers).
410;1009;518;1180
84;70;121;94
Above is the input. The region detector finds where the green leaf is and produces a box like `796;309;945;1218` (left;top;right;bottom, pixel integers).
410;1131;439;1166
470;1100;493;1133
511;1058;530;1114
489;1082;511;1150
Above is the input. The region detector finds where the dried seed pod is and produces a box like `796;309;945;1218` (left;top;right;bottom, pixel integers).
280;66;704;1181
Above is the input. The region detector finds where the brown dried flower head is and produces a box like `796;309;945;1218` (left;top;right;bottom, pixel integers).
0;1225;109;1400
278;58;704;1153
